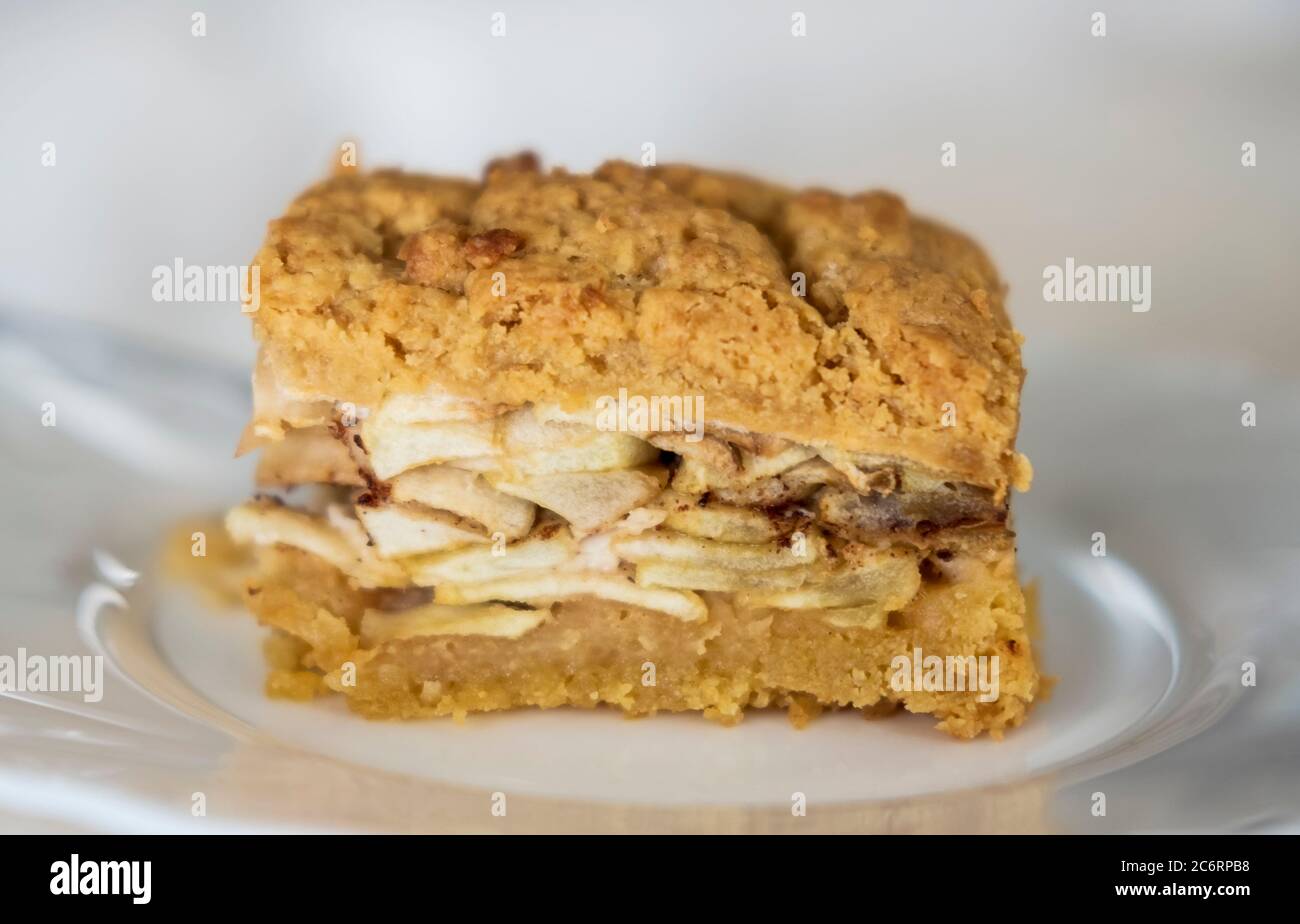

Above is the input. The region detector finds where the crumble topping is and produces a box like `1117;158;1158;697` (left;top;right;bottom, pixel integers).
250;158;1029;495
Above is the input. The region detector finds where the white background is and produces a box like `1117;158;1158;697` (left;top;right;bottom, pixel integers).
2;0;1297;378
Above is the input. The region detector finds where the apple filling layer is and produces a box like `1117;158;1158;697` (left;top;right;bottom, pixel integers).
230;385;1010;638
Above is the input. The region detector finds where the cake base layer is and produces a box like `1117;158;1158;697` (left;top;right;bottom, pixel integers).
245;544;1038;738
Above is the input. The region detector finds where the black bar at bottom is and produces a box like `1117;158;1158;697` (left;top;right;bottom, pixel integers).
4;835;1280;907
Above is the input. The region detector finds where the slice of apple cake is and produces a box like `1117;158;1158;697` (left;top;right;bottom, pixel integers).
226;154;1038;737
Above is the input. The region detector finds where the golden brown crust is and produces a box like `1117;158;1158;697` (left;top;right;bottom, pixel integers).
250;158;1027;493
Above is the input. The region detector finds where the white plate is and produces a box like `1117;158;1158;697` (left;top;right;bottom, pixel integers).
2;315;1297;832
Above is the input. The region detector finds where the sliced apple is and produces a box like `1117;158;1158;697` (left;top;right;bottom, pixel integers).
612;529;824;571
488;467;665;536
362;417;500;480
709;458;843;508
634;560;808;592
444;455;499;473
360;602;550;645
355;504;489;558
497;409;589;452
391;465;535;539
671;443;816;493
497;410;658;475
514;435;658;476
737;548;920;611
404;528;578;585
224;500;407;587
814;480;1003;539
433;571;707;622
670;458;718;495
738;443;818;480
530;402;601;428
709;425;794;456
255;426;364;487
818;605;892;630
662;502;783;543
817;447;901;495
372;387;507;425
646;432;739;474
569;507;669;572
